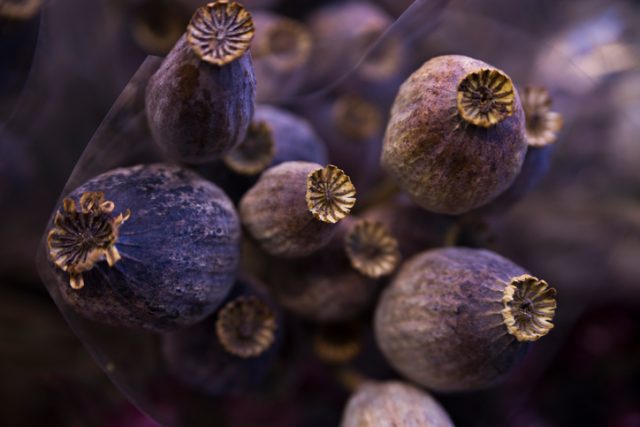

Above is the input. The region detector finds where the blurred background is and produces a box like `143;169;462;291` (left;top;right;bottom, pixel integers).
1;0;639;426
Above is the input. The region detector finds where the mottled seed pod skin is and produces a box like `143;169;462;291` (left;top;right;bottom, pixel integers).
162;276;281;396
382;55;528;214
146;34;256;163
375;247;556;392
341;381;455;427
239;161;355;258
46;164;241;332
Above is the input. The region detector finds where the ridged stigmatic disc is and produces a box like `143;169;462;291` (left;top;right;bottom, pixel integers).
216;296;277;358
521;86;563;147
457;68;515;127
502;274;557;342
187;1;255;66
345;220;400;278
306;165;356;224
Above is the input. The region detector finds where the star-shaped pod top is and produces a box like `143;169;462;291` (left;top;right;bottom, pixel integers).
187;1;255;66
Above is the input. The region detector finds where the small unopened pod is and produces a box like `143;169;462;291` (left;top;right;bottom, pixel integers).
341;381;455;427
44;164;241;332
163;276;281;396
382;55;528;214
239;161;356;258
478;85;563;215
375;247;557;392
146;1;256;163
267;217;400;322
251;11;313;103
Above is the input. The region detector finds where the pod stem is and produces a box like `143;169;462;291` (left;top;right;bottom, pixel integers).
501;274;557;342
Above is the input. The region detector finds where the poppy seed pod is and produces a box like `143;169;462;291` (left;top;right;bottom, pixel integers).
251;11;313;103
341;381;455;427
239;161;356;258
145;1;256;164
362;195;454;259
382;55;528;214
44;164;241;332
162;276;281;396
224;105;329;176
307;1;406;90
302;93;385;193
266;218;381;322
375;247;557;392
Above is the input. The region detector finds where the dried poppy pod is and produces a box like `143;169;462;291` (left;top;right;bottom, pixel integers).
266;218;379;322
477;86;563;215
375;247;557;392
341;381;455;427
239;161;356;258
301;92;384;192
362;195;454;259
44;164;241;332
251;11;313;102
163;276;282;396
382;55;528;214
307;1;406;90
145;1;256;164
224;105;329;176
0;0;41;20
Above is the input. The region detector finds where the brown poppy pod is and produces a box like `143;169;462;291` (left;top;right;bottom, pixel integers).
382;55;528;214
375;247;557;392
146;2;256;163
341;381;455;427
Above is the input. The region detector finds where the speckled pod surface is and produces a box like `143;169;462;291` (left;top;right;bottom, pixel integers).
47;164;241;332
375;247;534;392
146;35;256;163
239;161;335;258
341;381;455;427
382;55;527;214
162;276;281;396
